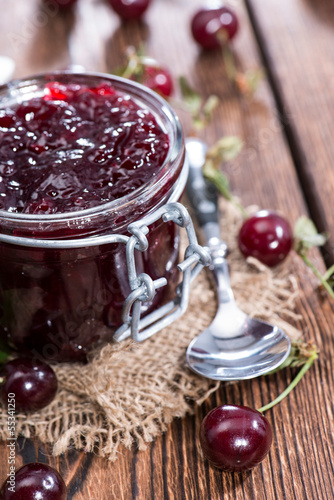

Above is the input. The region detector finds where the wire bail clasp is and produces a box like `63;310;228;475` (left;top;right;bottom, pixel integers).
113;202;211;343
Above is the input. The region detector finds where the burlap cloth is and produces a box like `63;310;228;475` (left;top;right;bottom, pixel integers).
0;199;302;460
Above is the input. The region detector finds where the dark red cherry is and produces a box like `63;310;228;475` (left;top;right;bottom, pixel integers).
191;5;239;50
142;65;174;97
0;358;58;413
0;462;67;499
200;405;272;472
107;0;151;20
238;210;293;267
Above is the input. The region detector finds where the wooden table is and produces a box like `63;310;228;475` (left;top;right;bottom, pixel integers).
1;0;334;498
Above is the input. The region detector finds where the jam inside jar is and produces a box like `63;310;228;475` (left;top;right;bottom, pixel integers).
0;72;186;362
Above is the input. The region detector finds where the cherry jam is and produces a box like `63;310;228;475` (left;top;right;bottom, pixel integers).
0;80;169;214
0;73;185;361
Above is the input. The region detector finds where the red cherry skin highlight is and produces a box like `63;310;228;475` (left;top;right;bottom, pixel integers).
238;210;293;267
191;6;239;50
0;463;67;499
0;358;58;413
200;405;272;472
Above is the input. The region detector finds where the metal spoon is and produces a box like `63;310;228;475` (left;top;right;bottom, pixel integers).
185;137;291;381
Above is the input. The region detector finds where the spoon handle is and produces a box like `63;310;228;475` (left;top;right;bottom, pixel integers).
185;137;226;252
185;138;234;304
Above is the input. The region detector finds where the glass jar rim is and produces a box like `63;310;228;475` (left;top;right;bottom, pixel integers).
0;71;184;223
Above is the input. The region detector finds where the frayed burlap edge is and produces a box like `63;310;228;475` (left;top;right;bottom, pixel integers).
0;199;302;461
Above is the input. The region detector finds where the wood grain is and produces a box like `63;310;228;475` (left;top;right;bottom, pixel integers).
246;0;334;266
0;0;333;499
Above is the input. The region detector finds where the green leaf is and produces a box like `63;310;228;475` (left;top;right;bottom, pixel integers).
294;216;327;251
178;76;202;114
178;76;219;130
240;68;265;96
202;138;247;217
268;339;318;373
203;95;220;121
114;45;149;81
206;136;243;165
293;216;334;299
203;159;232;201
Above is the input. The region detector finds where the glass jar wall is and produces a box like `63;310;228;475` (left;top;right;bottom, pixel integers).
0;72;185;361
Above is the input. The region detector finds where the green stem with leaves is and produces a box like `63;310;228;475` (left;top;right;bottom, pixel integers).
299;253;334;299
203;163;248;218
257;351;318;413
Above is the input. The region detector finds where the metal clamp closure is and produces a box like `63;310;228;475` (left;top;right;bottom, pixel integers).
113;202;211;342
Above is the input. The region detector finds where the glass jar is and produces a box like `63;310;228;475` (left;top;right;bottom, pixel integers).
0;72;186;362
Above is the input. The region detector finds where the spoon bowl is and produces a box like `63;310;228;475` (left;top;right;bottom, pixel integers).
185;137;291;381
187;317;291;381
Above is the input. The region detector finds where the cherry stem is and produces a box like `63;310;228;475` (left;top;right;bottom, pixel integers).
203;165;248;219
257;352;318;413
300;253;334;300
229;197;248;219
322;263;334;282
222;45;237;83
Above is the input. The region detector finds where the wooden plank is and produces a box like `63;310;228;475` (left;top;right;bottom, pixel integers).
0;0;72;77
245;0;334;265
0;0;333;499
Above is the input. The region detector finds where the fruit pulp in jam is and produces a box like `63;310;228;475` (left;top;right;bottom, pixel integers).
0;78;181;361
0;81;169;214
